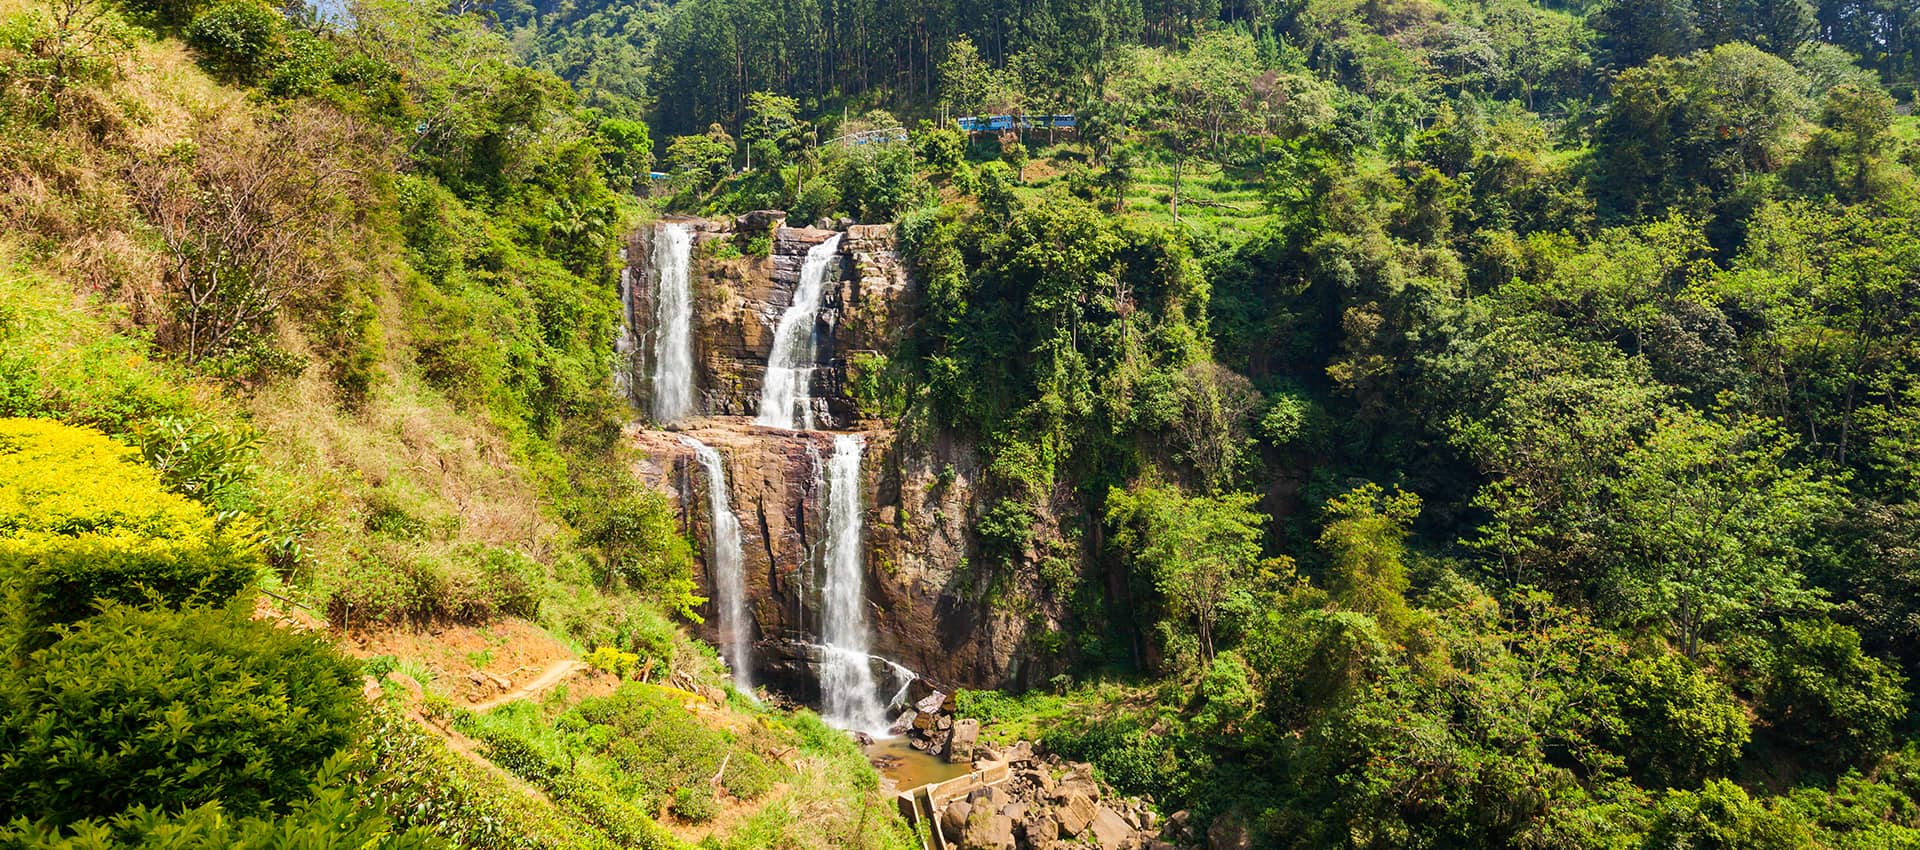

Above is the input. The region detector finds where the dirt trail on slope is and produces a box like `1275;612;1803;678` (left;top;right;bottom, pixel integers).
468;659;589;712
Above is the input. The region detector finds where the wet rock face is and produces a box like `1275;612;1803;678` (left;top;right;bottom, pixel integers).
626;217;910;430
628;418;1049;691
625;215;1067;694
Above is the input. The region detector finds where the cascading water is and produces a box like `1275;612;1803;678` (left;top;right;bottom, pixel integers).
680;436;752;694
649;222;696;423
756;234;844;430
819;433;888;733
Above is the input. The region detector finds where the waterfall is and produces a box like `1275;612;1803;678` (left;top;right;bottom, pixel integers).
680;436;752;694
819;433;887;733
756;234;844;430
883;658;917;711
649;222;696;423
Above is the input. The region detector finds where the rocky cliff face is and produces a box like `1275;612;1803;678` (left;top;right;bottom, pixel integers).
628;418;1055;693
623;215;1063;694
626;214;911;430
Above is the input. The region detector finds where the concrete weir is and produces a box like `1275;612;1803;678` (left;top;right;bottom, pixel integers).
895;758;1014;850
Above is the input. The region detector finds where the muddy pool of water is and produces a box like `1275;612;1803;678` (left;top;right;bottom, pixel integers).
865;736;973;792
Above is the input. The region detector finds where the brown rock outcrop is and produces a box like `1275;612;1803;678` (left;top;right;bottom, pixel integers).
626;218;910;429
624;216;1072;694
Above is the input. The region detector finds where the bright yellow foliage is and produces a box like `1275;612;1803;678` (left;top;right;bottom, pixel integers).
0;418;225;552
0;418;260;643
582;645;641;679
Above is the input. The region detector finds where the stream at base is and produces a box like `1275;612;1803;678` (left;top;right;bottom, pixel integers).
864;736;973;794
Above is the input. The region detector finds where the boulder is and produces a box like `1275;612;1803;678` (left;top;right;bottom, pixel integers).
1090;805;1136;850
962;806;1016;850
888;711;916;735
941;801;972;837
1054;775;1100;803
1058;793;1097;837
734;209;787;231
948;718;980;763
1168;810;1191;836
917;691;949;714
466;670;510;692
1024;815;1061;850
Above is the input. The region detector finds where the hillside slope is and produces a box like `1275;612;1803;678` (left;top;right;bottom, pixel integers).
0;3;913;848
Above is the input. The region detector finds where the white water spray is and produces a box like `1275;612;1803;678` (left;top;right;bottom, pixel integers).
680;436;751;694
756;234;844;430
650;222;696;423
820;433;888;733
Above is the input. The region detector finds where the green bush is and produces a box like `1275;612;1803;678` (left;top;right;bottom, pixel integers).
583;645;640;678
263;28;342;100
570;683;779;810
0;758;435;849
323;543;542;628
130;415;259;513
353;707;610;850
976;498;1037;569
916;128;965;173
463;714;684;849
1040;715;1198;808
1762;620;1908;767
1642;780;1814;850
1611;651;1751;788
572;487;700;620
0;418;261;651
0;603;362;824
838;143;929;222
670;786;716;823
185;0;285;84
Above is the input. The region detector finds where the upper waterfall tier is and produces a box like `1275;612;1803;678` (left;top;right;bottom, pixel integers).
623;218;910;431
648;222;696;423
756;234;844;430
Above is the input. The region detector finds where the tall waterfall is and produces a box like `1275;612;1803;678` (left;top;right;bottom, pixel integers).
649;222;696;423
680;436;752;694
819;433;887;733
756;234;844;430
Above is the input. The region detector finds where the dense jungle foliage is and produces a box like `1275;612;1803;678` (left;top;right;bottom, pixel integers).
554;0;1920;845
8;0;1920;846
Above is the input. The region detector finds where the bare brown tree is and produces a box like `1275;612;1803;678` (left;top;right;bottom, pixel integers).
132;108;379;366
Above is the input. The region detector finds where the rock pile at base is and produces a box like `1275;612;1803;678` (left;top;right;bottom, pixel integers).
935;741;1205;850
890;690;975;760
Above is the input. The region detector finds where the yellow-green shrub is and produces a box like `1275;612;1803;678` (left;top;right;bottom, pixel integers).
0;418;260;649
582;645;639;678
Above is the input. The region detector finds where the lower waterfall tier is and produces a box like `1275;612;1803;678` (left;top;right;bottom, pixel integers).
628;418;1063;694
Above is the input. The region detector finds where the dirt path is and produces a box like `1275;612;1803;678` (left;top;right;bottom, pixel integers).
468;659;589;713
